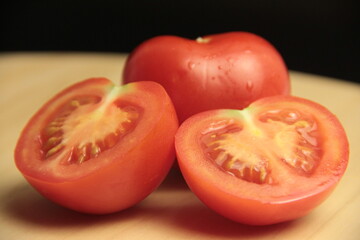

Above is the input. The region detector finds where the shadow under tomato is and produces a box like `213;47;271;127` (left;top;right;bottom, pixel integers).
138;170;303;238
4;171;304;238
168;201;299;238
3;181;141;228
139;191;301;238
2;168;186;229
156;166;189;191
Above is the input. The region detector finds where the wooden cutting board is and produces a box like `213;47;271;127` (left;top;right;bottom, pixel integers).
1;53;359;240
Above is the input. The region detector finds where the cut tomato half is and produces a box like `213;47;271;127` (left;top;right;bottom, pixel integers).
15;78;178;214
175;95;349;225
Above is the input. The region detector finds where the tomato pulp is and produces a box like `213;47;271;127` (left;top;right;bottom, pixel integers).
175;96;349;225
124;32;290;122
15;78;178;214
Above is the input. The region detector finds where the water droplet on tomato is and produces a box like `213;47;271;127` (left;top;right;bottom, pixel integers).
227;57;235;64
246;81;254;92
188;62;196;70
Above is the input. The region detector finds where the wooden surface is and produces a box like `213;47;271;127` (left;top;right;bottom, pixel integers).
0;52;359;240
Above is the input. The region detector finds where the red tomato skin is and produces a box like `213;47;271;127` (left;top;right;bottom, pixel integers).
123;32;290;122
175;96;349;225
21;116;176;214
179;162;338;225
15;79;179;214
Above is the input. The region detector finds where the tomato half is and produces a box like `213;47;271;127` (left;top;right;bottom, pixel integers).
123;32;290;122
175;96;349;225
15;78;178;214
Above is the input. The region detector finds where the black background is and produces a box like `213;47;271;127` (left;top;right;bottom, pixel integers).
1;0;359;83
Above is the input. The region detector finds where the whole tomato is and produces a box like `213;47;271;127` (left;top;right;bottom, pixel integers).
123;32;290;122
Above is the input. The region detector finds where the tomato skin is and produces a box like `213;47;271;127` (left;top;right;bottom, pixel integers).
15;78;178;214
175;96;349;225
123;32;290;122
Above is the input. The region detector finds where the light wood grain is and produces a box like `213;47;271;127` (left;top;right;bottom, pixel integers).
1;53;359;240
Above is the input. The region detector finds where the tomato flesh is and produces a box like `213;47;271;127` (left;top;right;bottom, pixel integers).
41;96;140;164
201;108;322;186
15;78;178;214
175;96;349;225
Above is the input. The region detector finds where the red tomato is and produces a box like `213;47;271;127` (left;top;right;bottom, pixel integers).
123;32;290;123
175;96;349;225
15;78;178;214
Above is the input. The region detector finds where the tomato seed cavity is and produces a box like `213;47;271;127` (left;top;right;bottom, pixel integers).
40;97;140;164
259;109;322;175
201;120;273;184
201;110;322;184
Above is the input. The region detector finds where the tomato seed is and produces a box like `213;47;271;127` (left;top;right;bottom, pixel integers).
201;120;272;184
45;144;64;158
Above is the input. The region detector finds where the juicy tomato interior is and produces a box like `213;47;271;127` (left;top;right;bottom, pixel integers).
18;79;148;181
175;95;349;225
15;78;179;214
40;96;140;165
201;107;322;185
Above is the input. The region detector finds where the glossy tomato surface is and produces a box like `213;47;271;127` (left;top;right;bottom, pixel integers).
175;96;349;225
15;78;178;214
123;32;290;122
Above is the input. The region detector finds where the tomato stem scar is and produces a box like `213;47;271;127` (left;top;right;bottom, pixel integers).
196;37;211;44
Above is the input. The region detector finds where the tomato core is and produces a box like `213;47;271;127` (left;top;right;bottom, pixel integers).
200;108;322;185
40;92;141;165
